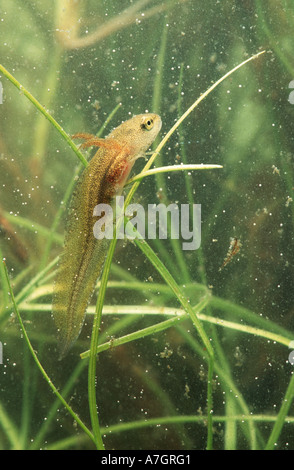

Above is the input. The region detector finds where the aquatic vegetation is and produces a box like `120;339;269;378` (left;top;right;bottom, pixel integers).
0;1;294;451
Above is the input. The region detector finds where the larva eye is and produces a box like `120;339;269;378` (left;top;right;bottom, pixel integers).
141;116;154;130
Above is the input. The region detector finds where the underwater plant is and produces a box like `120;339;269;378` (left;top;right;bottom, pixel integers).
0;1;294;451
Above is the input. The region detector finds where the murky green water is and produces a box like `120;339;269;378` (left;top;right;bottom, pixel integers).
0;0;293;450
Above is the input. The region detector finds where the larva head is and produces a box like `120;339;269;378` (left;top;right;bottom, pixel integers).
107;113;162;157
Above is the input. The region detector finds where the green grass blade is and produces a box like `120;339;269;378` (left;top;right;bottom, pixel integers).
0;401;22;449
265;371;294;449
0;64;88;167
2;261;95;446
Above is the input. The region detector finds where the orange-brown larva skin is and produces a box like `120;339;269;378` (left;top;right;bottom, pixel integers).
53;114;162;357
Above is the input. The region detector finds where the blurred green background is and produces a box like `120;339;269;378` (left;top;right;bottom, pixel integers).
0;0;294;450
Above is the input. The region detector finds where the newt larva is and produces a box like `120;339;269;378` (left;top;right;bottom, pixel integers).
53;114;162;357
